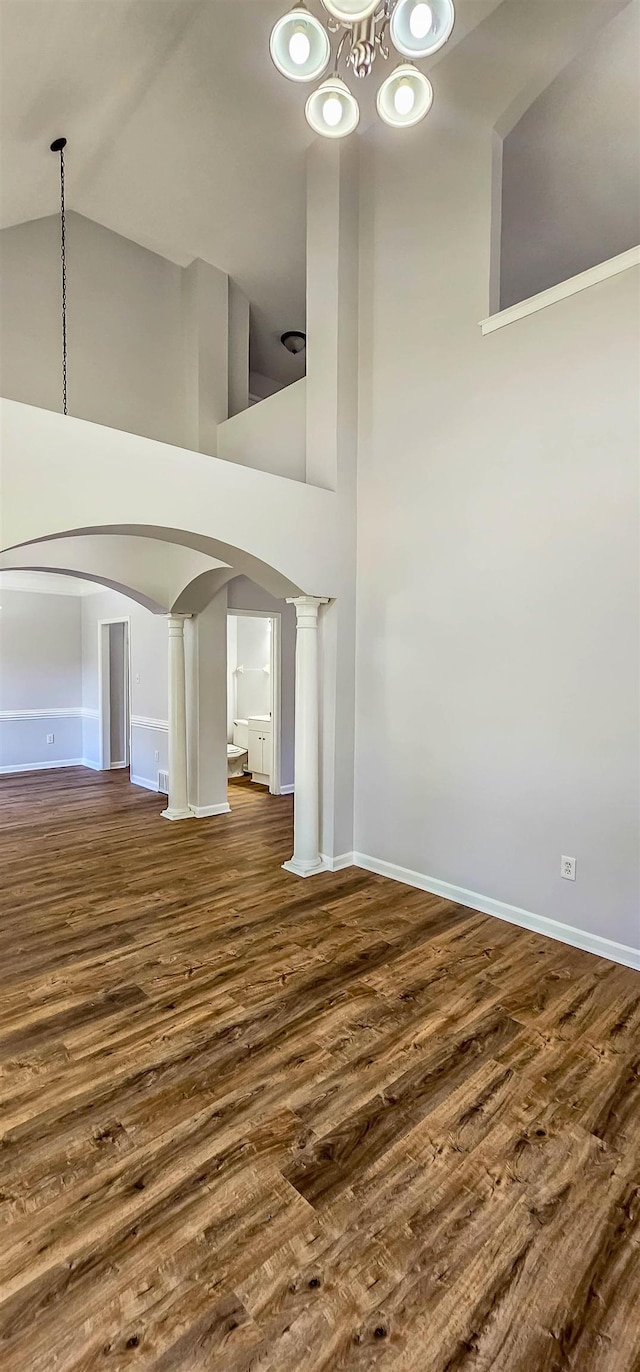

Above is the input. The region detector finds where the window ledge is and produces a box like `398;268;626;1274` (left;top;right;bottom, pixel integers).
480;246;640;336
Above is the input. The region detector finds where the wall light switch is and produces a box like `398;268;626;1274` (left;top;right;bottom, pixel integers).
561;856;576;881
154;750;159;762
46;733;54;745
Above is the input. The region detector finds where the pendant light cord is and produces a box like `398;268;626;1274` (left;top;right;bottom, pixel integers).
50;137;68;415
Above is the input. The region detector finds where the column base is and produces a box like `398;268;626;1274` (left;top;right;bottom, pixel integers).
282;857;327;879
161;806;194;822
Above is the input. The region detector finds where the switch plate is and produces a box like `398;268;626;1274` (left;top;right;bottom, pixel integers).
46;733;54;745
561;856;576;881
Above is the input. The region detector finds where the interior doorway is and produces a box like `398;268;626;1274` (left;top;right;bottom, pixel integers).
226;610;282;795
98;618;131;771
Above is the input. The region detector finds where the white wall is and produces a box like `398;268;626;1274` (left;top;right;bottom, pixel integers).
0;213;188;447
186;594;229;816
356;101;640;955
217;379;307;483
249;371;286;402
231;615;271;722
0;588;83;770
81;589;168;787
0;211;303;478
501;1;640;308
227;578;296;791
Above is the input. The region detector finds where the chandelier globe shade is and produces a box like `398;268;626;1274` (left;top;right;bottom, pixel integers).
390;0;455;59
305;75;360;138
270;5;331;82
321;0;379;23
270;0;456;137
377;62;433;127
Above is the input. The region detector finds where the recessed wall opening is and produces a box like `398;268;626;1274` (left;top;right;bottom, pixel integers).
226;610;281;796
497;1;640;313
98;618;131;772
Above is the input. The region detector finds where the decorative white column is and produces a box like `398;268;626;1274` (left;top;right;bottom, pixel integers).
161;614;193;822
283;596;329;877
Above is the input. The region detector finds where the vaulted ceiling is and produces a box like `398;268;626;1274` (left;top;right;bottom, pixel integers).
0;0;503;383
0;0;631;381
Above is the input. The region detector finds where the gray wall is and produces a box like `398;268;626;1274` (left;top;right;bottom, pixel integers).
501;2;640;308
0;588;83;769
227;577;296;790
356;86;640;952
81;589;167;784
0;212;188;447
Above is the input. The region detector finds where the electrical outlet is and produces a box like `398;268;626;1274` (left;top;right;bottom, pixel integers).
46;733;54;745
135;673;140;684
561;856;576;881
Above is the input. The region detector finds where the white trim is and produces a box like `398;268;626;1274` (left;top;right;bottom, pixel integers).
353;853;640;973
131;715;169;732
0;707;87;721
190;802;232;818
130;773;159;793
480;246;640;336
280;783;295;795
321;851;355;873
0;758;96;775
282;858;328;879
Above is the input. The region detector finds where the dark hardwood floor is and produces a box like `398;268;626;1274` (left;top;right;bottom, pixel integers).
0;767;639;1371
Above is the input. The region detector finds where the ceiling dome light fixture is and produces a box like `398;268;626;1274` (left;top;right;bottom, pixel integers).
270;4;331;82
270;0;454;137
377;62;433;127
305;74;360;138
281;330;307;354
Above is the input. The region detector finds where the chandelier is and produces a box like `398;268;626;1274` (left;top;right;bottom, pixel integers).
270;0;454;137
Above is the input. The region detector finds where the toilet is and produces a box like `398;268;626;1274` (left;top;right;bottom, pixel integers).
227;718;249;778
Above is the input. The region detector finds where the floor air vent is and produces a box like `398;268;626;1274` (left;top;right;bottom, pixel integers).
158;770;169;795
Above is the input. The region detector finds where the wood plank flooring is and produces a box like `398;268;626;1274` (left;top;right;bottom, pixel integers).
0;767;639;1371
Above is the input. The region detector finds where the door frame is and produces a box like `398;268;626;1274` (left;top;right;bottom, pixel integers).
227;609;282;796
98;617;132;772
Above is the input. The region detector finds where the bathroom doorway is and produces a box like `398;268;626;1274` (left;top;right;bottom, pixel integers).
226;610;282;795
98;618;131;772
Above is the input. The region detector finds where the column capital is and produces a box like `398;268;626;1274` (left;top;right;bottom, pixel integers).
286;596;329;625
166;613;192;636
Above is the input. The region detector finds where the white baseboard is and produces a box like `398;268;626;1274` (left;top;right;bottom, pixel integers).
0;758;88;775
80;758;102;771
279;783;295;795
321;852;355;873
353;853;640;973
130;774;159;793
190;803;232;818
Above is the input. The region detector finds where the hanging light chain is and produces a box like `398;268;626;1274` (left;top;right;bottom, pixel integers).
50;137;68;416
